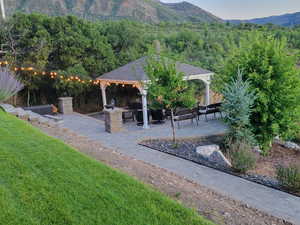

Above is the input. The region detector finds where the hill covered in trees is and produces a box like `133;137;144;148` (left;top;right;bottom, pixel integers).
1;13;300;107
229;11;300;27
1;13;300;79
5;0;222;23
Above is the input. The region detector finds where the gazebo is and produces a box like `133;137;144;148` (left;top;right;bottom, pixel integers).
96;56;214;129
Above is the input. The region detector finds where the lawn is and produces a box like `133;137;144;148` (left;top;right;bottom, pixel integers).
0;111;214;225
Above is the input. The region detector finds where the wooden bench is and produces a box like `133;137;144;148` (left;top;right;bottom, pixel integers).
197;103;222;121
173;108;198;128
23;105;54;116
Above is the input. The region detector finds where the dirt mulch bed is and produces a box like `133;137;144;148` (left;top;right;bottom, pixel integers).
33;122;293;225
141;137;300;197
250;143;300;178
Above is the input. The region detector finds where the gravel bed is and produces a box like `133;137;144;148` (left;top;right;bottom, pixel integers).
140;136;299;197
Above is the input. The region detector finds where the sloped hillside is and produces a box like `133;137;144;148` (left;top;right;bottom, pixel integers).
0;111;214;225
4;0;222;23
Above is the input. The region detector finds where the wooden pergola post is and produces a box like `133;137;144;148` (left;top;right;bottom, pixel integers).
140;87;149;129
0;0;6;20
205;80;211;106
100;82;107;108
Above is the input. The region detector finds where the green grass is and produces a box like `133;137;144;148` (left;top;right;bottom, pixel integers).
0;111;214;225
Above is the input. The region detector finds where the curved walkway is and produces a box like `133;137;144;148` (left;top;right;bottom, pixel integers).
61;113;300;225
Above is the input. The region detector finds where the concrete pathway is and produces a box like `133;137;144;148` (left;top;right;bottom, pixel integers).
61;113;300;225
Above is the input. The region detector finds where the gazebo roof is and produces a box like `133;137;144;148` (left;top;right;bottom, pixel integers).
96;56;213;84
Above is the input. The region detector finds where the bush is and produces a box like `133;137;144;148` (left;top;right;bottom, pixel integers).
228;141;256;173
276;165;300;192
0;69;24;102
292;132;300;145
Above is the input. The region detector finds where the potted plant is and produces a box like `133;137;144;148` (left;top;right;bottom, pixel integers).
0;68;24;106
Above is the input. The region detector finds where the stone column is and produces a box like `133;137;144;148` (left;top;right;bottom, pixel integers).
104;109;123;133
58;97;73;114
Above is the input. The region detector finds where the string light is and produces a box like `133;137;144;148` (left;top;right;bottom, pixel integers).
0;61;139;88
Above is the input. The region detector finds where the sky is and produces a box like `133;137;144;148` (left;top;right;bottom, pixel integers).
160;0;300;20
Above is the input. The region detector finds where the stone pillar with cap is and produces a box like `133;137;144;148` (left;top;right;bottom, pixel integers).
104;108;123;133
58;97;73;114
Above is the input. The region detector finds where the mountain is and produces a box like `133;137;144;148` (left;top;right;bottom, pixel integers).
229;12;300;27
4;0;222;23
162;1;221;23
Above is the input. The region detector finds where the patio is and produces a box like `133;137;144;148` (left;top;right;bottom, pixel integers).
88;111;225;135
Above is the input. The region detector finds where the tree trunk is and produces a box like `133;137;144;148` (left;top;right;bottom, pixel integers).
27;89;30;107
170;109;176;143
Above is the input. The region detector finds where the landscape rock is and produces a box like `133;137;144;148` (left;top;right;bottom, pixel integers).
196;145;232;168
283;141;300;152
38;116;50;125
1;103;63;128
27;111;40;122
253;146;262;154
15;107;29;120
274;137;300;152
0;103;15;112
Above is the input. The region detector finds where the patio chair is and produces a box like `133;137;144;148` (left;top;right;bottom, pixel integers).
206;103;222;119
198;103;223;122
173;108;198;129
135;109;150;126
197;105;208;122
122;111;135;123
150;109;165;124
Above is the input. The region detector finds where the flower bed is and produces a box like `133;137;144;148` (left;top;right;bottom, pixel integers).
140;135;300;197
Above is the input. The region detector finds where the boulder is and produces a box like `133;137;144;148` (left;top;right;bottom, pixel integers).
27;111;40;122
253;146;262;154
15;107;29;120
0;104;15;112
38;116;50;125
196;144;232;168
283;141;300;152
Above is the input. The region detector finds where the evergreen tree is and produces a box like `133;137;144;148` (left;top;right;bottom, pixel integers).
221;69;257;146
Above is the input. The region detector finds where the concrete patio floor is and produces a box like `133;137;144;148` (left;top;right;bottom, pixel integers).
61;113;300;225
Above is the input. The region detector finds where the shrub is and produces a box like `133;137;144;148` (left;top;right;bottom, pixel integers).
0;69;24;102
228;140;256;173
221;69;257;147
276;165;300;192
292;132;300;145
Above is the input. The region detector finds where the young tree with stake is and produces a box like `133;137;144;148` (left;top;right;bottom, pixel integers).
146;57;196;143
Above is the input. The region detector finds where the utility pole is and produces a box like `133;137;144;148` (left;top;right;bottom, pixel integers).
0;0;6;20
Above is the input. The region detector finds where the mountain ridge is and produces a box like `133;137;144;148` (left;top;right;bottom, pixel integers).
4;0;222;23
229;11;300;27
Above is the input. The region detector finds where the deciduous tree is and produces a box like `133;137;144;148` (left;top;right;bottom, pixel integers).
146;57;196;143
